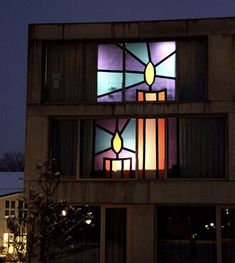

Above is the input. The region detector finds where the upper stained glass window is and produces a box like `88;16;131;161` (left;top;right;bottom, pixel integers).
97;42;176;102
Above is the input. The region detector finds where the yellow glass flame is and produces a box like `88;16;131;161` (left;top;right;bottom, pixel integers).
113;131;122;154
145;62;155;86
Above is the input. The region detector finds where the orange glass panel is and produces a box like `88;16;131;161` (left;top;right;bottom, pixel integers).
146;93;157;101
105;159;111;177
137;119;144;177
158;91;166;101
158;118;165;178
137;91;144;102
145;119;157;176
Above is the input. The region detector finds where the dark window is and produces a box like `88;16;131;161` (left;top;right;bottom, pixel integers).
5;201;9;209
177;40;207;101
178;117;225;178
51;120;77;176
44;43;83;102
157;206;216;263
105;208;127;263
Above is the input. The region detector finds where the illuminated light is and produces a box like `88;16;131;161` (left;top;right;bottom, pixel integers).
85;219;92;225
137;119;144;177
158;118;165;178
145;62;155;86
105;159;111;177
145;92;157;101
210;222;215;227
112;131;123;154
158;91;166;101
205;224;209;229
221;225;225;228
137;91;144;102
61;210;67;216
112;160;122;172
226;209;229;215
145;119;157;174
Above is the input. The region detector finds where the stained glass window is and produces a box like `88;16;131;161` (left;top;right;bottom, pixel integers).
97;42;176;102
93;118;177;178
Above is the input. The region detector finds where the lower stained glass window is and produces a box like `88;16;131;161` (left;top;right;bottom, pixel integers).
51;117;225;179
86;117;224;179
93;118;177;179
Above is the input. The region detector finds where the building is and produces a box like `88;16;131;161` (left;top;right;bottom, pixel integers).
25;17;235;263
0;173;25;262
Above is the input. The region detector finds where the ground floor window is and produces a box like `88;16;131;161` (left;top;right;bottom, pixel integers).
221;208;235;263
105;208;127;263
55;206;100;263
157;206;216;263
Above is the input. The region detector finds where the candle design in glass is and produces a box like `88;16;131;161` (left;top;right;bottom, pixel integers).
94;119;136;178
136;47;168;179
97;41;176;102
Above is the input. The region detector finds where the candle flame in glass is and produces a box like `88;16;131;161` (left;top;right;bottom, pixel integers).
112;131;122;154
145;62;155;86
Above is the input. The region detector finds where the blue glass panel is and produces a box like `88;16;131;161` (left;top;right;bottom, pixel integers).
155;54;176;78
121;119;136;151
95;127;112;153
97;72;123;96
125;43;149;64
97;91;122;102
150;42;176;65
125;73;144;87
98;44;123;70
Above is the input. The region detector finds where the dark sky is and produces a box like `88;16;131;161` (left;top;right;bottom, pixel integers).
0;0;235;155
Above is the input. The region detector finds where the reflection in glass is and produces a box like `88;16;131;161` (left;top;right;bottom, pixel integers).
221;208;235;263
157;206;216;263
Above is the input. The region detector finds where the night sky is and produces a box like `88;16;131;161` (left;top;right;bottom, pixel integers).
0;0;235;155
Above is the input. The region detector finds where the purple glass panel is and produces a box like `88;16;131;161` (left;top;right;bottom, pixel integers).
95;149;116;171
152;78;175;100
119;149;136;170
150;42;176;65
126;52;145;71
96;119;116;134
168;118;177;171
98;44;123;70
125;83;149;101
97;90;122;102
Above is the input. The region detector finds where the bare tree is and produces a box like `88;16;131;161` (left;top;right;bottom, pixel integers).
0;151;24;172
7;159;92;263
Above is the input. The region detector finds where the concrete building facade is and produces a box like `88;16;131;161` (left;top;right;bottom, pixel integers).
25;18;235;263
